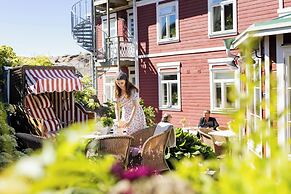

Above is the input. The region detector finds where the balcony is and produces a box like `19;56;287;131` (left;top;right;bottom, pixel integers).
94;0;129;10
96;36;135;67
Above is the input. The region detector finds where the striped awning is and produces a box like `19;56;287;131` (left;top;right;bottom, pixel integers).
25;68;83;94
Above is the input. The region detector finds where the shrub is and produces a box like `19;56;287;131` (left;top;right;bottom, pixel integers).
75;75;100;111
101;117;114;127
167;128;216;164
140;99;155;127
0;103;24;170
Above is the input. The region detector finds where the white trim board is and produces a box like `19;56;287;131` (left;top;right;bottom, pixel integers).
138;46;226;58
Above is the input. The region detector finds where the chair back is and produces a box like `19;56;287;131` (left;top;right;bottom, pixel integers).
98;135;134;167
24;94;62;136
141;125;173;172
198;129;215;151
130;125;156;147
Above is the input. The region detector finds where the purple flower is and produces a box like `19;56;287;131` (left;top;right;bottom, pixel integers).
121;166;157;181
111;162;124;178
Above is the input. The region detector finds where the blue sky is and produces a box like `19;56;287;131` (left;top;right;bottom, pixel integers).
0;0;85;56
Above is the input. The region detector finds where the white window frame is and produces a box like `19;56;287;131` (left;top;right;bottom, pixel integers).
208;0;237;37
209;58;240;113
101;13;117;48
128;66;136;85
246;59;263;158
285;50;291;157
127;9;134;39
278;0;291;16
157;62;181;111
102;67;118;103
156;1;179;44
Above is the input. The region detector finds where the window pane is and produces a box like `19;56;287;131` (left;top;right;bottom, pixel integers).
224;4;233;30
163;74;177;80
160;16;167;39
105;85;112;101
160;5;175;16
171;83;178;106
288;89;291;122
215;83;222;108
226;84;235;108
213;6;221;32
162;83;168;106
214;71;234;79
169;14;176;38
255;88;261;116
105;77;114;83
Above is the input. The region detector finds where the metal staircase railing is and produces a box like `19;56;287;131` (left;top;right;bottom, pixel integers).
71;0;94;52
71;0;136;65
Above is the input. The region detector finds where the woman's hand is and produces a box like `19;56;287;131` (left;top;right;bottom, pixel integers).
117;120;130;128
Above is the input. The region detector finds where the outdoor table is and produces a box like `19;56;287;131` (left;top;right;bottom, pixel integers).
182;126;199;136
208;130;236;138
208;130;236;154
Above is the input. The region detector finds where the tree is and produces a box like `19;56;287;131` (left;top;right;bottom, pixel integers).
0;45;19;67
18;56;53;66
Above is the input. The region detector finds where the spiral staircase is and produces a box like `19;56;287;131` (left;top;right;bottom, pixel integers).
71;0;136;86
71;0;95;53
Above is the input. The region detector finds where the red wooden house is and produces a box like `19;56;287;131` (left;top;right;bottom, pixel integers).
71;0;291;158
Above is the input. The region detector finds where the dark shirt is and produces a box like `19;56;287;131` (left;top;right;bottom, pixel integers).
198;117;219;130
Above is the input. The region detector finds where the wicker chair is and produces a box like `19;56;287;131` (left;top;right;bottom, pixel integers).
86;135;134;167
198;129;225;158
130;124;173;172
130;125;157;147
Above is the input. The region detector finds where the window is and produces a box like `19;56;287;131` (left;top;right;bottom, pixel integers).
158;62;181;110
156;1;179;44
210;69;237;111
103;75;115;102
286;55;291;155
101;13;117;48
128;67;136;85
127;10;134;39
247;61;263;157
208;0;237;37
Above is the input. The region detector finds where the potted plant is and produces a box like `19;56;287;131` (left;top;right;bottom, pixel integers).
100;117;114;134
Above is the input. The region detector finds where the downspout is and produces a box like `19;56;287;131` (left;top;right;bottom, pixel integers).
106;0;111;64
133;0;139;90
91;0;97;91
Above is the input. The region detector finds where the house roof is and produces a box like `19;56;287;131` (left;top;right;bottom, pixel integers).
233;14;291;48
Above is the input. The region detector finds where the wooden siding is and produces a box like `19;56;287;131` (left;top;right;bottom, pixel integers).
137;0;278;57
238;0;278;32
284;0;291;8
139;51;231;127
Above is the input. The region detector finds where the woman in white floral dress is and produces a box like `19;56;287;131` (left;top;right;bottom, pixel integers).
114;71;146;134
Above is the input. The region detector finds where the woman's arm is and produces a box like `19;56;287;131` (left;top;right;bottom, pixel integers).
115;100;120;122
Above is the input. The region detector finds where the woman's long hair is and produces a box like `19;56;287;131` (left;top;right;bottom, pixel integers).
115;75;138;99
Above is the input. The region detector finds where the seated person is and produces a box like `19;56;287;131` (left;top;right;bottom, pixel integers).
198;110;219;131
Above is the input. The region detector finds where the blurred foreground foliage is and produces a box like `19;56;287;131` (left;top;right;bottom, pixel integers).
0;121;117;194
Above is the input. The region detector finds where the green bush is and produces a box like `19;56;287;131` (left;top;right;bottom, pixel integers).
100;117;114;127
140;99;155;127
0;103;24;170
18;56;53;66
167;128;216;163
75;75;100;111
